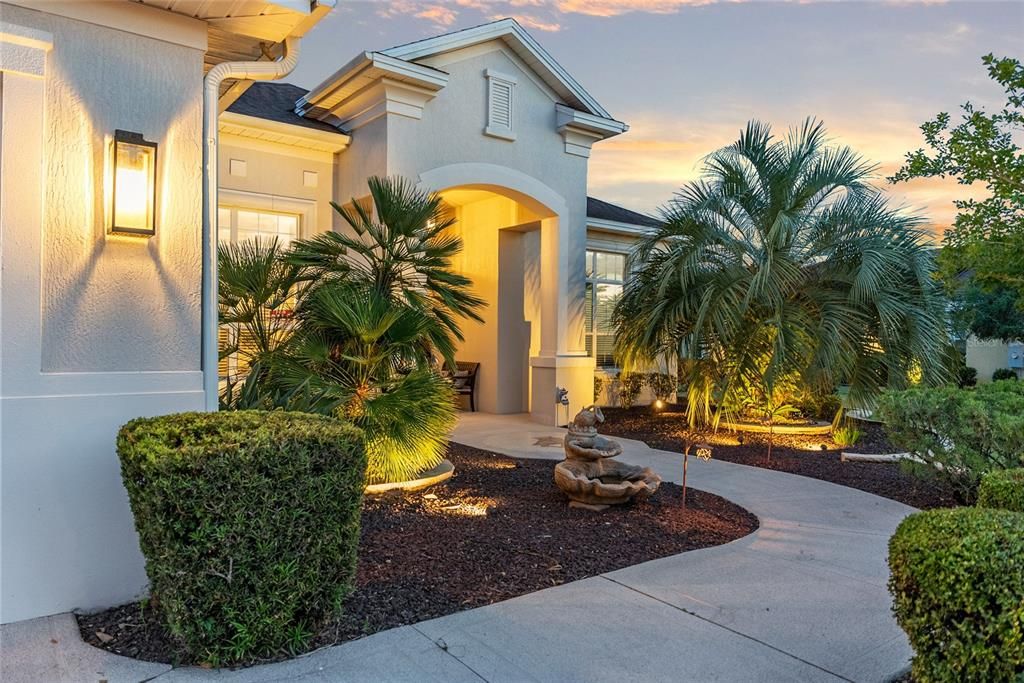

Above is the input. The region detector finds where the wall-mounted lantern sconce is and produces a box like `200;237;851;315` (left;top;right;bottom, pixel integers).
110;130;157;236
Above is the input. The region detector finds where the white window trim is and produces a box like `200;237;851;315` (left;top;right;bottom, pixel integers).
217;189;317;241
585;248;628;369
484;68;517;142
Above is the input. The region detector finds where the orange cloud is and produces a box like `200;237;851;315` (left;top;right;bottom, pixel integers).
493;13;562;30
417;4;458;25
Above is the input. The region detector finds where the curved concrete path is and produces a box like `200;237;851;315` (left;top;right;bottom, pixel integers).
1;413;914;682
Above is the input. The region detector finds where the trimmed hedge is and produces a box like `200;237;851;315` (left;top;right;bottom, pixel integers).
118;411;366;665
888;507;1024;682
978;468;1024;512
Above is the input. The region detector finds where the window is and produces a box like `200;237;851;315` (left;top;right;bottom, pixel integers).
217;206;300;247
217;206;302;380
584;250;625;368
484;68;516;141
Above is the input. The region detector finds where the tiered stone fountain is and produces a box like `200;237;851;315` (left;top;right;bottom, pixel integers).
554;405;662;511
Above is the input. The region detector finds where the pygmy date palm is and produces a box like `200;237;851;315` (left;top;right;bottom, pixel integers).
614;119;951;429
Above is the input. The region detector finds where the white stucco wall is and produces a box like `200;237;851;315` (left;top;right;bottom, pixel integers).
966;337;1021;382
219;137;336;236
1;5;206;623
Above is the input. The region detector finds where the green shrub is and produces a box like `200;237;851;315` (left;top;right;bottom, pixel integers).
616;372;646;408
977;468;1024;512
594;374;605;403
993;368;1018;382
798;391;843;421
888;507;1024;682
876;381;1024;501
118;411;366;665
832;424;861;448
647;373;678;402
958;365;978;388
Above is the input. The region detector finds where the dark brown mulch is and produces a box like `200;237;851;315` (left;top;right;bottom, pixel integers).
598;405;960;510
78;441;757;666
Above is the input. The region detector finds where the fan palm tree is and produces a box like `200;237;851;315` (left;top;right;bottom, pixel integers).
217;237;306;409
270;284;457;483
287;175;485;367
614;119;951;434
217;176;475;483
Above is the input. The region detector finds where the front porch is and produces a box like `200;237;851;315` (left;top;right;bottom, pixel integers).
429;169;597;426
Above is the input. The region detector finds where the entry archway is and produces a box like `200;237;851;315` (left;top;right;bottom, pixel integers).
417;163;592;424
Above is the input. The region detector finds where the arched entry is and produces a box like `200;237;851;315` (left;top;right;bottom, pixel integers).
417;164;580;421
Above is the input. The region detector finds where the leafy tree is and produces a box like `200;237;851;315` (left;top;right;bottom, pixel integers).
615;120;951;441
890;54;1024;305
951;283;1024;343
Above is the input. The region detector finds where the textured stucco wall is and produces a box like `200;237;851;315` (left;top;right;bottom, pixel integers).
334;115;387;216
219;139;335;235
966;337;1017;383
12;4;205;372
1;5;206;624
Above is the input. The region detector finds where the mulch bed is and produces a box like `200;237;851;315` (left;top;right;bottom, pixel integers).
78;441;757;666
598;405;960;510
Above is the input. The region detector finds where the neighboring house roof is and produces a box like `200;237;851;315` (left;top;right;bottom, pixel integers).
587;197;659;229
227;82;346;135
380;18;617;123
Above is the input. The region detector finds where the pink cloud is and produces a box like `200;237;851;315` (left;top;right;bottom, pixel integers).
495;13;562;31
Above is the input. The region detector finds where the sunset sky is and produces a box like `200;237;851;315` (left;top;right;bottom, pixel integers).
290;1;1024;241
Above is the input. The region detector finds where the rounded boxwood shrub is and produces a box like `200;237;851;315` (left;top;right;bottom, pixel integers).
888;507;1024;682
993;368;1018;382
117;411;366;665
977;468;1024;512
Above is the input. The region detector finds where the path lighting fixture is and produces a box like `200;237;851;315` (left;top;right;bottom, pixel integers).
652;399;666;413
556;386;570;427
111;130;157;236
681;440;713;510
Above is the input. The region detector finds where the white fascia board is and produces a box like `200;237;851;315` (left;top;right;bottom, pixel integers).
556;104;628;138
297;51;448;118
265;0;316;13
380;18;615;122
219;111;350;153
587;217;656;236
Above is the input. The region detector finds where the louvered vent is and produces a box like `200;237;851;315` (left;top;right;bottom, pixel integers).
484;69;517;141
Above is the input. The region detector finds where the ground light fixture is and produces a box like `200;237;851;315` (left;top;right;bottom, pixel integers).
110;130;157;236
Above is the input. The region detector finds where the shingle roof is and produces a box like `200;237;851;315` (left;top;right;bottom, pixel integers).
587;196;659;228
226;82;346;135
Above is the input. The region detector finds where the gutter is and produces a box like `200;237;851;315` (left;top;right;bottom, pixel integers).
201;36;301;411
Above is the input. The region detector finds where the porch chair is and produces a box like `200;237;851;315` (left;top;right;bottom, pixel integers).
450;361;479;412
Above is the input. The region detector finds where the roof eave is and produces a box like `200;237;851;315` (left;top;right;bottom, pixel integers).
380;17;615;121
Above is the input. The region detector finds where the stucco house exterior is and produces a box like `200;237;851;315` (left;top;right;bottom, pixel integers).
966;337;1024;382
1;2;654;624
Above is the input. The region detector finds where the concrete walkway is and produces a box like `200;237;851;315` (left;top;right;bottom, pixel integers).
1;413;914;682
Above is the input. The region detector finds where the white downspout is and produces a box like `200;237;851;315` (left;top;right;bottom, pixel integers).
201;37;301;410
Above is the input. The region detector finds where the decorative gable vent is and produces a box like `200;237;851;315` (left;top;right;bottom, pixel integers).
484;68;517;141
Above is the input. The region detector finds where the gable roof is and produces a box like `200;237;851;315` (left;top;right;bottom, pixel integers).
587;196;659;229
227;82;347;135
380;18;616;122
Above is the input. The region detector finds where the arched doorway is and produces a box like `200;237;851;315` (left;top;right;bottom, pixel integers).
417;163;593;425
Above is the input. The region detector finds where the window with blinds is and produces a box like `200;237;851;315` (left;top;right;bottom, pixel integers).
484;68;517;141
585;250;626;368
218;206;302;381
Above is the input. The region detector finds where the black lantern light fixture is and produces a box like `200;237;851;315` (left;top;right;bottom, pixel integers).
110;130;157;236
